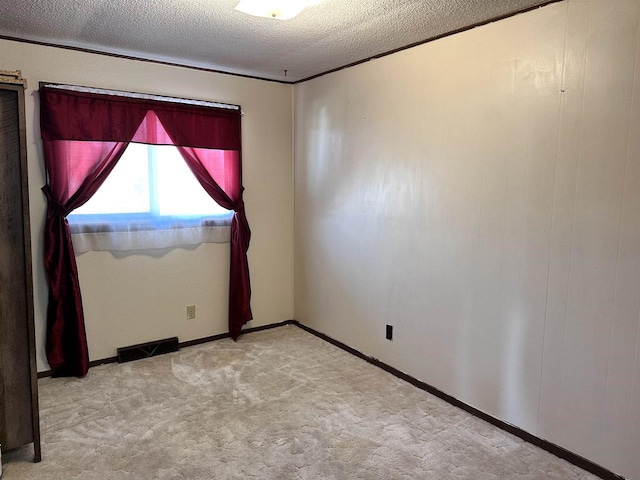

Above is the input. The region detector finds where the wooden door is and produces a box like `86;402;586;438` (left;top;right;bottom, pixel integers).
0;76;41;462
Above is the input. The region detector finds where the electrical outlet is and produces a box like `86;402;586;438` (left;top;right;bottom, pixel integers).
187;305;196;320
386;324;393;340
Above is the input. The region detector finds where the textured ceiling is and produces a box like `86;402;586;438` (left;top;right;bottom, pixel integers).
0;0;557;83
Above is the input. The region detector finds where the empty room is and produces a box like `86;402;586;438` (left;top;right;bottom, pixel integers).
0;0;639;478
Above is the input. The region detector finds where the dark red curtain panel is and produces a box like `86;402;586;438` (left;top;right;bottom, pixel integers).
42;141;130;377
177;147;252;338
40;86;250;377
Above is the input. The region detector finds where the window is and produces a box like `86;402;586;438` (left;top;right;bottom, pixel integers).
70;143;231;222
68;143;233;252
40;84;252;376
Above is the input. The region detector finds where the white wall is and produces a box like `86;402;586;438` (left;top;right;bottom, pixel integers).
294;0;640;478
0;39;294;370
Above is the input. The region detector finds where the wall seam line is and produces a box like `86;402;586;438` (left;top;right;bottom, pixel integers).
621;7;640;467
536;0;571;437
556;0;592;444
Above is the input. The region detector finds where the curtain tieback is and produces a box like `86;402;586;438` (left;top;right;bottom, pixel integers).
42;185;69;216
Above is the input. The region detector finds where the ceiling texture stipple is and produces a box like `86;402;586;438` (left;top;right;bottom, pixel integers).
1;0;558;83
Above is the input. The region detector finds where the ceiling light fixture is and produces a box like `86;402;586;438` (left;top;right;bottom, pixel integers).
234;0;320;20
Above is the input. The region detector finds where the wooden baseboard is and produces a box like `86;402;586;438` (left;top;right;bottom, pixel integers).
37;320;297;378
36;319;622;479
179;319;296;349
290;320;626;480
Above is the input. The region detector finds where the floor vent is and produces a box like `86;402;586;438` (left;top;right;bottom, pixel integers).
117;337;179;363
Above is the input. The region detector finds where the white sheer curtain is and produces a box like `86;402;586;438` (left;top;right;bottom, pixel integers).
70;220;231;253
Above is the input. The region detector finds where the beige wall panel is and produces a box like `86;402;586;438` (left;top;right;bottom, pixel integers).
296;0;565;422
556;0;639;464
602;5;640;477
0;39;294;369
77;245;230;360
537;0;589;444
295;1;640;477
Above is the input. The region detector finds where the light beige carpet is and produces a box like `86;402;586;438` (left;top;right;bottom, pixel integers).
4;325;598;479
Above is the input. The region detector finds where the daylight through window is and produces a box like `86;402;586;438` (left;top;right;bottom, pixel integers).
70;143;231;222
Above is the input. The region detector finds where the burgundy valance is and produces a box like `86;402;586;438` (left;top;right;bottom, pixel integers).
40;86;241;150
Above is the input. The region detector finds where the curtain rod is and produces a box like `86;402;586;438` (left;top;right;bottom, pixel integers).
39;82;241;111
